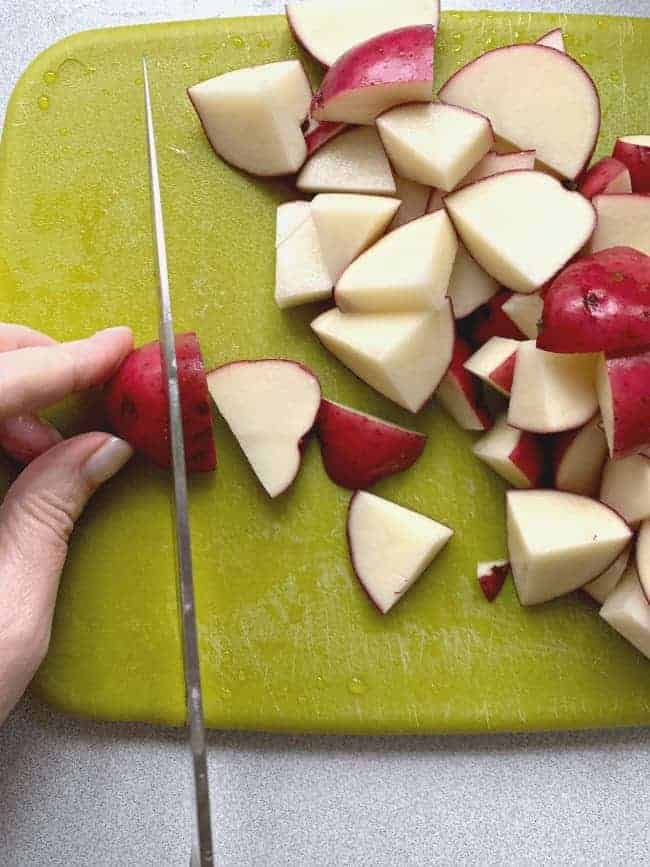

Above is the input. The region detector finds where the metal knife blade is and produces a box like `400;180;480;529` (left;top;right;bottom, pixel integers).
142;58;214;867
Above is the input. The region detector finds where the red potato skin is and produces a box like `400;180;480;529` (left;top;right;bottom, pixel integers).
105;333;216;473
613;138;650;193
442;337;493;430
316;399;426;489
478;562;510;602
346;491;384;614
538;247;650;355
304;120;347;156
490;352;517;395
510;431;545;487
578;157;631;199
602;352;650;458
311;26;435;120
467;290;526;347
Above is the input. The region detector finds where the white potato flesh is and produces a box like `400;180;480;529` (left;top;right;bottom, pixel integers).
348;491;452;614
600;455;650;527
286;0;439;67
584;547;630;605
297;127;396;195
590;195;650;256
448;244;499;319
312;302;454;412
207;361;321;497
507;490;631;605
377;102;494;192
439;45;600;180
275;204;332;308
311;194;400;282
335;211;458;313
188;61;311;176
444;171;596;294
508;342;598;433
601;566;650;660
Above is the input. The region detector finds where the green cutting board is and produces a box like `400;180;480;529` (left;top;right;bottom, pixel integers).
1;10;650;733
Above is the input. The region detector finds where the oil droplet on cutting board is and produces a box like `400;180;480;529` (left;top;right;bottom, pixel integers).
43;70;57;85
347;677;367;696
37;95;50;111
229;35;246;49
257;36;271;49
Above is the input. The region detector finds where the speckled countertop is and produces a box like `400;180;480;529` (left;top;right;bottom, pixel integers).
1;2;650;865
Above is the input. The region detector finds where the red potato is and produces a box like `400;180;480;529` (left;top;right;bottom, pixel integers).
597;351;650;458
439;45;600;180
304;120;347;156
578;158;632;199
551;416;608;497
447;243;500;320
508;342;598;434
473;414;545;489
613;136;650;193
316;399;426;489
311;26;435;125
635;519;650;602
377;102;494;192
286;0;440;68
426;151;536;215
464;336;520;397
468;290;526;346
297;126;396;195
347;490;453;614
444;171;597;295
390;176;431;229
460;150;536;187
584;545;630;605
535;29;565;52
507;489;632;605
590;194;650;256
435;337;492;431
188;61;312;177
600;454;650;527
477;560;510;602
207;359;321;498
105;333;216;473
538;247;650;355
501;292;543;340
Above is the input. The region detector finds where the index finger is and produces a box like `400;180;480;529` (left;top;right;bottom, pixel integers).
0;323;57;352
0;326;134;420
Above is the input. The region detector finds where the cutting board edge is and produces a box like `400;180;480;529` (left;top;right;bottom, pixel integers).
3;8;650;734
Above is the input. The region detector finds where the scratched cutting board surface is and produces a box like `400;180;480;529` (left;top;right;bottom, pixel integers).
1;10;649;733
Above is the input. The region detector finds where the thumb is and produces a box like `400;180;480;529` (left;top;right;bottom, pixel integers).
0;433;132;720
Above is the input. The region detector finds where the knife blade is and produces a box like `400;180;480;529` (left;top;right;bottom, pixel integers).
142;58;214;867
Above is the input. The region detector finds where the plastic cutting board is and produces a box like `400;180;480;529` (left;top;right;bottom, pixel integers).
1;11;649;733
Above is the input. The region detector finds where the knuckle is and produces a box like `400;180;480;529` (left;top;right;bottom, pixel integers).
11;488;76;551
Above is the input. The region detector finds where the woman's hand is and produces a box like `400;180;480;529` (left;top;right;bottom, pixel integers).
0;324;135;723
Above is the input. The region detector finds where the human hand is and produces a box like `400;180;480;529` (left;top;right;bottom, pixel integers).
0;324;134;723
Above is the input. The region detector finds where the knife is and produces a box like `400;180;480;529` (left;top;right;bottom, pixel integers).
142;58;214;867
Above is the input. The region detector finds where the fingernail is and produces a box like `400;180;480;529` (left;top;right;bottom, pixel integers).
84;436;133;486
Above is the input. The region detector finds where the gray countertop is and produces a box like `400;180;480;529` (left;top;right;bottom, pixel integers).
1;1;650;865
